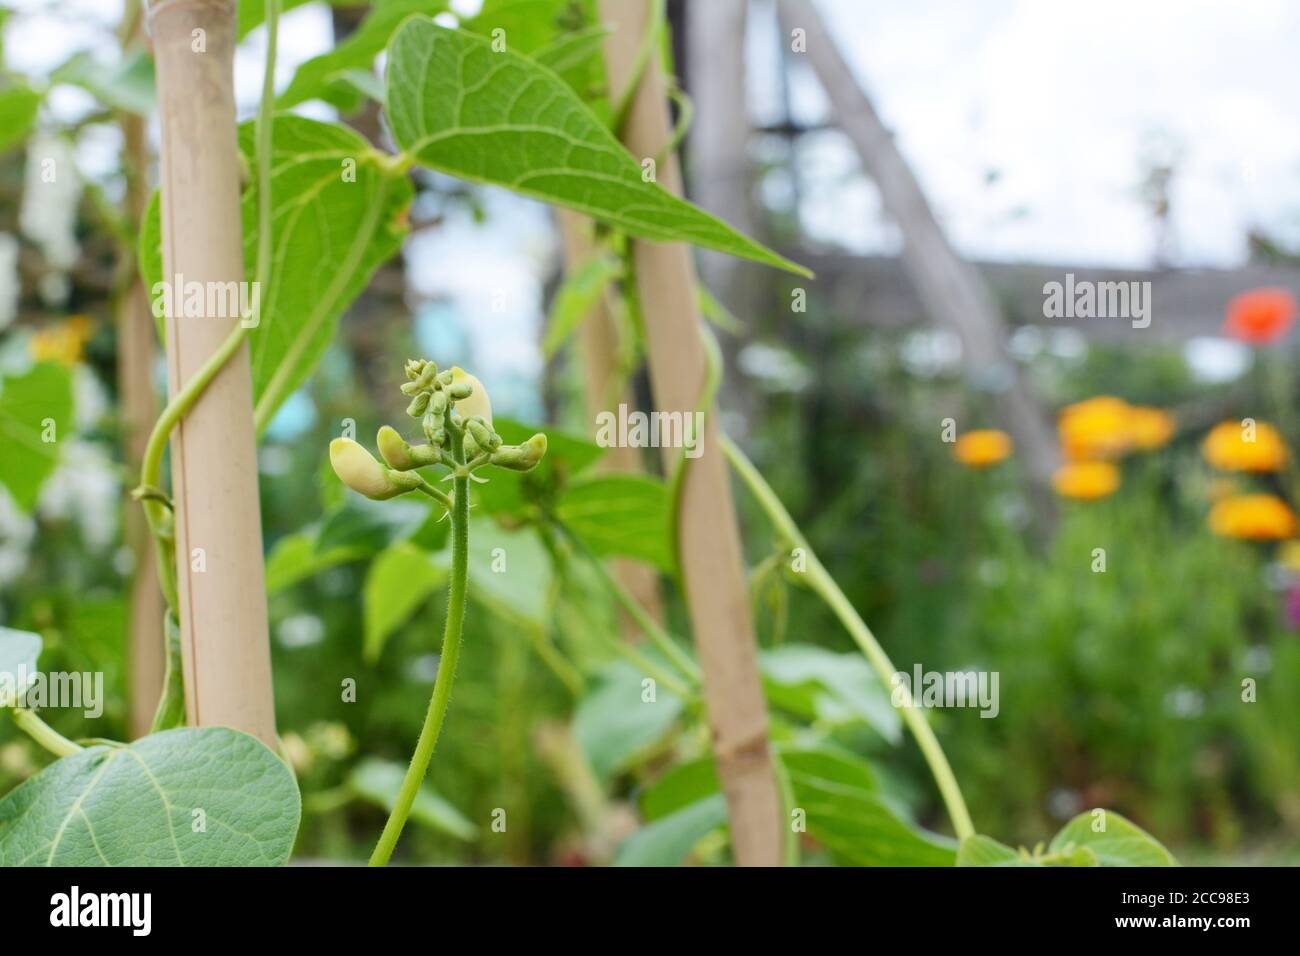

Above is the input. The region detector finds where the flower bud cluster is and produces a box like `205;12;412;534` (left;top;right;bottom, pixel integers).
330;359;547;501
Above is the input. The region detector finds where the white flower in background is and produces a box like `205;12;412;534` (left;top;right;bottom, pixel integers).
37;440;119;553
0;233;19;331
277;613;325;649
20;132;82;307
0;487;36;588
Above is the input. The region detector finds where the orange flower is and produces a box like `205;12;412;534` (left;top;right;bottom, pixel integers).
1223;287;1297;345
1059;396;1133;460
1208;494;1297;540
1202;420;1287;473
954;429;1013;468
1127;406;1175;451
1052;461;1120;500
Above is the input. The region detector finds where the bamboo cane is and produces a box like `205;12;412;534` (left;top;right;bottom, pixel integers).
119;110;165;739
599;0;783;866
147;0;276;746
116;2;164;740
555;210;665;632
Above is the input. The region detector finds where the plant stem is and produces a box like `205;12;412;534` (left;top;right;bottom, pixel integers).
12;708;83;758
720;435;976;841
368;471;470;867
138;323;248;605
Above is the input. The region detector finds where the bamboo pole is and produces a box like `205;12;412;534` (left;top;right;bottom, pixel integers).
555;210;665;631
118;107;165;739
147;0;277;746
114;0;165;740
599;0;783;866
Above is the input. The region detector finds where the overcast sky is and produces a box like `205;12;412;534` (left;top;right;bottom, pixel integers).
5;0;1298;400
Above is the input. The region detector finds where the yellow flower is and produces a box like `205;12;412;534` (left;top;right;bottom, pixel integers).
1208;494;1297;540
449;367;492;425
1052;461;1120;500
1127;406;1175;450
953;429;1013;468
1058;396;1132;460
29;315;95;366
1202;420;1287;473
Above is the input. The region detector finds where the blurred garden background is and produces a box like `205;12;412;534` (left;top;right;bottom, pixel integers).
1;0;1299;864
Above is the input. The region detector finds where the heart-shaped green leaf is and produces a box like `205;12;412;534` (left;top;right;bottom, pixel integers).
0;727;301;866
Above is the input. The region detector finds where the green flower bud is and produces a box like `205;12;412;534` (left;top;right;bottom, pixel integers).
448;382;473;400
330;438;421;500
416;362;440;390
463;430;481;460
406;391;431;418
430;390;449;418
405;358;427;381
489;433;547;472
466;418;497;454
377;425;440;469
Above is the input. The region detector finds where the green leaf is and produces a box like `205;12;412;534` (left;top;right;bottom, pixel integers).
240;117;413;429
0;728;301;866
0;362;74;512
956;834;1028;867
265;531;367;594
315;494;428;556
541;252;622;358
639;756;719;821
556;474;674;572
530;24;610;101
760;645;902;744
1049;810;1177;867
0;627;42;706
278;0;448;112
349;757;477;841
363;542;445;662
471;417;602;518
0;84;40;155
573;661;683;783
52;49;155;115
785;744;955;866
385;21;810;276
698;284;743;333
780;745;880;797
452;518;553;628
615;793;726;866
139;117;414;425
138;189;165;342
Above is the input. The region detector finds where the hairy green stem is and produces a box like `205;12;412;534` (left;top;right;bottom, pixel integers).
12;708;83;758
720;435;976;841
368;470;471;866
